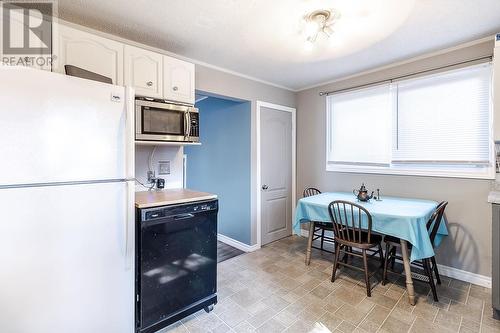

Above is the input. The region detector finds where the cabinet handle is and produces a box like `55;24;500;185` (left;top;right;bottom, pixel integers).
146;81;153;87
172;86;178;91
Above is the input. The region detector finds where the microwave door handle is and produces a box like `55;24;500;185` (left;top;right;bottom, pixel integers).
184;111;189;138
186;112;191;141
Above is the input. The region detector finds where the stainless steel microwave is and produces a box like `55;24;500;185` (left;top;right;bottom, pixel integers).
135;98;199;143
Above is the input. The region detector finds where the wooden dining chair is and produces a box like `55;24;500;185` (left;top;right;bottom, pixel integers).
328;200;384;297
303;187;322;198
303;188;335;264
382;201;448;302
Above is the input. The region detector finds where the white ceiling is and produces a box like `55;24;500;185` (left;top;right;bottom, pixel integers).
58;0;500;91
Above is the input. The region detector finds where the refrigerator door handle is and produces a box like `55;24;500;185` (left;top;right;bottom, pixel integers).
125;180;135;270
125;87;135;180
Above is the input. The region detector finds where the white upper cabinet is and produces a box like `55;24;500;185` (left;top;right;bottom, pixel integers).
124;45;163;98
54;23;195;104
163;56;195;104
55;25;124;85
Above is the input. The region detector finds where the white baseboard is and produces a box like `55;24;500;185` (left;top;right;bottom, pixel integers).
218;233;260;252
436;264;491;288
298;229;491;288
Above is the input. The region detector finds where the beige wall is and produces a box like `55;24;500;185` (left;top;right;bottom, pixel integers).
295;39;495;277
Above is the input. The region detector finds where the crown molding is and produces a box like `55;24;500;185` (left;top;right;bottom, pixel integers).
296;35;494;92
56;18;296;92
56;19;494;94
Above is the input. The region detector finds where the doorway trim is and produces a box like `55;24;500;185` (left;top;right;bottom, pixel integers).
256;101;296;248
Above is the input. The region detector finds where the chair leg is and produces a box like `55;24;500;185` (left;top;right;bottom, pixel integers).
342;246;348;264
320;228;325;250
362;249;371;297
331;243;341;282
431;256;441;285
391;247;396;270
424;258;438;302
377;243;384;267
382;243;391;286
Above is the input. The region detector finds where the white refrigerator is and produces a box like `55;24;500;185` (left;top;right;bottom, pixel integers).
0;67;136;333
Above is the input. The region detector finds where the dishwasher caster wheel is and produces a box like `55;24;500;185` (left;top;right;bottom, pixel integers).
204;304;214;313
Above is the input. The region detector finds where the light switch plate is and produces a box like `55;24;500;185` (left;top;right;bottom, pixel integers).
158;161;170;175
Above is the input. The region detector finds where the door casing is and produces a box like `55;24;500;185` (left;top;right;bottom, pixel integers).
256;101;296;248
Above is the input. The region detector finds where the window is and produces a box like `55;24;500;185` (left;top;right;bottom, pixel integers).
327;84;392;165
326;63;493;179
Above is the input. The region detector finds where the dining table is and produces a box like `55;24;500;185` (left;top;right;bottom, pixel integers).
294;192;448;305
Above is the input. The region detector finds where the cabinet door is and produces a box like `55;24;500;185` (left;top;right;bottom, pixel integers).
124;45;163;98
163;56;195;104
55;25;124;85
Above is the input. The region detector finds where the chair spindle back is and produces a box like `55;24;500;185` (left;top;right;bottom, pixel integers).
303;187;321;198
426;201;448;247
328;200;373;244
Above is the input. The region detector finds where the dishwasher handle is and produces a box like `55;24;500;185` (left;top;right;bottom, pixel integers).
142;213;200;227
174;213;195;220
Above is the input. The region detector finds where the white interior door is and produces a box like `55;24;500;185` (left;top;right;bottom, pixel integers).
260;105;294;245
0;181;135;333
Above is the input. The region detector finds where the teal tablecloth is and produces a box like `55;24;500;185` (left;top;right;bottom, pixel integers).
294;192;448;262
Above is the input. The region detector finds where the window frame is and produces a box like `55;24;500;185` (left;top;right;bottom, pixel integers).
325;64;495;180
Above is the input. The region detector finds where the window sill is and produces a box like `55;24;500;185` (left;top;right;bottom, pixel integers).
325;163;495;180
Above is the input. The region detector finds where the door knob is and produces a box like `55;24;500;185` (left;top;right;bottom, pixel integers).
172;86;179;91
146;81;153;87
262;185;269;190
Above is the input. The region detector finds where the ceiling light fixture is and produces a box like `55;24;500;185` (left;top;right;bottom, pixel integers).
303;9;340;49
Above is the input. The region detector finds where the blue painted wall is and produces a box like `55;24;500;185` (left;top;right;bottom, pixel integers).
185;97;251;245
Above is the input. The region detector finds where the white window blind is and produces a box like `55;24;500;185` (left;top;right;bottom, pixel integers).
393;64;491;165
327;84;392;165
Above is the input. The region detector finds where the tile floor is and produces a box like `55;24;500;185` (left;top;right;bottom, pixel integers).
218;241;245;263
161;236;499;333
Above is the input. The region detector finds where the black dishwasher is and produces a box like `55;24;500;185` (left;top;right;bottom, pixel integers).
136;199;218;333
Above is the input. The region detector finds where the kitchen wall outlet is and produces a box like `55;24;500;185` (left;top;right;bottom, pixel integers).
158;161;170;175
147;171;155;183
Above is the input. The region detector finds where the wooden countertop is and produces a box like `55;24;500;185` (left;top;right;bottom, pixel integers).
135;189;217;208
